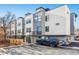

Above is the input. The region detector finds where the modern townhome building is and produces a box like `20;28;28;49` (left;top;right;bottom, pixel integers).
44;5;75;44
7;20;16;38
10;20;16;38
24;13;34;43
16;17;24;39
26;5;75;44
7;5;75;44
0;27;5;37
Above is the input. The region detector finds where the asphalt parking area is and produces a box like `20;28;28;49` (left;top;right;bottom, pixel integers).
0;44;79;55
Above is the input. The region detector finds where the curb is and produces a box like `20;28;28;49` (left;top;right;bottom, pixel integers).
59;46;79;51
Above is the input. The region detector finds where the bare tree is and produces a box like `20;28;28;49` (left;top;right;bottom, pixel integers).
0;12;15;40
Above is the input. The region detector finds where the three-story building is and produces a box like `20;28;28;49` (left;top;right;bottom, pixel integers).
16;17;24;39
7;5;76;44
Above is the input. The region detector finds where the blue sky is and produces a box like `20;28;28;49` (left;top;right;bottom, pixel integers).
0;4;79;28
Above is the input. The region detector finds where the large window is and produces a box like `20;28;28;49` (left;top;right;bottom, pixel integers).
38;16;42;21
29;20;31;23
26;19;31;24
34;13;42;22
26;28;31;33
37;26;42;34
37;26;42;32
55;23;60;26
17;29;21;33
45;26;49;32
18;23;21;26
11;31;14;34
45;15;49;21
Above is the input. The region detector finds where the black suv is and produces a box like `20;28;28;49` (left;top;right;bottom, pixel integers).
36;38;59;47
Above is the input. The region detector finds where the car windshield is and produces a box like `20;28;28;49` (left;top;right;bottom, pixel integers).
48;38;58;41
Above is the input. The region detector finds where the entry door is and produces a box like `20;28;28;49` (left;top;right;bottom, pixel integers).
26;36;31;43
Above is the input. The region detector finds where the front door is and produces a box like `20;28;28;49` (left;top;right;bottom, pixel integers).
26;36;31;43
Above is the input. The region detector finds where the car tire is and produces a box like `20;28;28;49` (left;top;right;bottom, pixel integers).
50;44;54;47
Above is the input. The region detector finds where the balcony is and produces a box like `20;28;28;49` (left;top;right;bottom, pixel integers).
28;31;42;35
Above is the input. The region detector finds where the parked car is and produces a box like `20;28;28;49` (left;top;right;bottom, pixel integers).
36;38;59;47
58;40;67;46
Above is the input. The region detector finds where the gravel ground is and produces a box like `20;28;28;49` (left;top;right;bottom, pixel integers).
0;44;79;55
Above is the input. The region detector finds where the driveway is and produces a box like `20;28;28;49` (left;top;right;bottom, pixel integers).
0;44;79;55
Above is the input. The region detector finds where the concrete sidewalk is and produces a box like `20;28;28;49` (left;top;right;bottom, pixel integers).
60;46;79;50
59;41;79;50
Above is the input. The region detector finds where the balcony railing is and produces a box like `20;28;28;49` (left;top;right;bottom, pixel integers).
28;31;42;35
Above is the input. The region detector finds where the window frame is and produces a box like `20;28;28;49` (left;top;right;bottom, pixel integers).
26;28;31;33
55;23;60;26
45;15;49;22
45;26;49;32
26;19;31;24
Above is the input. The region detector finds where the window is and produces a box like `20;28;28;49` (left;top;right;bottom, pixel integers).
26;28;31;33
34;13;38;17
37;26;42;32
38;18;41;21
56;23;60;26
27;28;31;32
67;11;69;14
26;20;28;24
18;23;21;26
45;26;49;32
18;29;21;33
11;31;14;34
36;26;42;34
29;20;31;23
45;15;49;21
26;19;31;24
38;16;42;21
34;16;41;22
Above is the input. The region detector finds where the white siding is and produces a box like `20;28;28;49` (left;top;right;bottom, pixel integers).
7;5;74;37
11;20;16;35
16;18;23;35
45;5;71;35
24;14;34;35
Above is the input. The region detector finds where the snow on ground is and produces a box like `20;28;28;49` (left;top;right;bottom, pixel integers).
0;44;79;55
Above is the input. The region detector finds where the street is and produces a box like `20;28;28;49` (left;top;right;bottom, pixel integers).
0;44;79;55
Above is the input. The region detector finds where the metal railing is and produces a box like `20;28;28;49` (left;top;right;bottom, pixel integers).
29;31;42;35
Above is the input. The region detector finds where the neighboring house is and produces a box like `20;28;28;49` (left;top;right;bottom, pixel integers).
24;13;34;43
0;27;5;37
24;13;34;35
11;20;17;38
16;17;24;39
7;20;16;38
7;24;11;37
